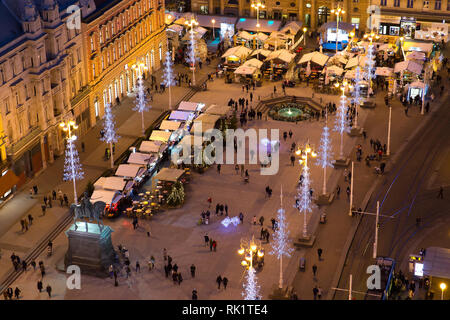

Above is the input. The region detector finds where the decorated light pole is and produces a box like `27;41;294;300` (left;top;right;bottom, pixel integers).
333;80;352;166
185;17;199;86
363;31;379;92
349;66;364;136
251;1;265;60
101;103;120;169
331;6;345;53
302;27;307;46
162;49;176;110
238;236;264;300
211;19;216;40
270;186;294;289
132;62;150;136
294;143;317;238
316;111;334;204
60;120;83;205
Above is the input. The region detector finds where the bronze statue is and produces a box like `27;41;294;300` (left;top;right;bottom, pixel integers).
70;192;106;232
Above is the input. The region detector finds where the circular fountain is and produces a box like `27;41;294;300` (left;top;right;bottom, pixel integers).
268;103;314;122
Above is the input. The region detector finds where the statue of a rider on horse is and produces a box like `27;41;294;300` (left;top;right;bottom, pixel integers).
70;192;107;232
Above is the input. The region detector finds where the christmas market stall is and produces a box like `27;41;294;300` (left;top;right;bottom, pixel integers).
115;164;147;189
152;168;187;207
264;49;296;80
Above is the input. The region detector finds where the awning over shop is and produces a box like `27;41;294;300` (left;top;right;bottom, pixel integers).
423;247;450;279
150;130;172;142
249;49;272;59
127;152;155;165
159;120;182;131
115;164;144;178
169;110;193;121
266;49;296;64
236;18;281;33
298;51;329;66
394;60;423;74
323;65;344;76
375;67;394;76
94;176;127;191
153;168;185;182
234;65;257;75
205;104;232;116
139;140;165;153
345;56;367;69
178;101;205;112
243;58;263;69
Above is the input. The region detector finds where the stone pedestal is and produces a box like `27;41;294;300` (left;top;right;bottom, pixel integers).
269;286;291;300
333;158;350;168
64;222;116;277
348;126;363;137
294;234;316;247
315;193;335;206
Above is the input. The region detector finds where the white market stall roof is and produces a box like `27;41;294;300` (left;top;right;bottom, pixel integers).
159;120;182;131
298;52;329;66
195;15;238;28
236;18;281;33
243;58;263;69
249;49;272;59
194;26;208;37
323;65;344;76
378;43;394;52
237;30;254;41
403;41;434;54
173;17;186;25
115;164;144;178
190;121;216;134
279;21;303;35
150;130;172;142
167;24;184;33
394;60;423;74
409;80;426;89
127;152;155;165
253;32;269;41
269;31;291;40
178;101;205;112
344;69;356;79
375;67;394;77
154;168;185;182
194;113;221;124
264;37;288;47
345;55;367;69
221;46;252;59
169;110;193;121
234;65;257;75
139;140;164;153
94;177;127;191
266;49;296;63
406;51;426;61
90;189;121;205
205;104;232;116
328;53;348;66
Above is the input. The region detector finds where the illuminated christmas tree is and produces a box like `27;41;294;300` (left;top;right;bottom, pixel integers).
101;103;120;168
317;119;333;195
162;49;176;110
63;136;84;205
133;77;150;135
243;267;261;300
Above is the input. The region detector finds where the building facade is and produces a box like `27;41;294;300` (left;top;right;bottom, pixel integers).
81;0;166;126
0;0;88;200
190;0;371;31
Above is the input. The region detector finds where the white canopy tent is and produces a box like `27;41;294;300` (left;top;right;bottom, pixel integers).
178;101;201;112
153;168;185;182
169;110;194;121
237;30;254;41
127;152;155;165
205;104;232;116
344;69;356;79
115;164;145;178
249;49;272;59
323;65;344;76
139;140;165;154
167;24;184;33
298;52;329;67
345;55;367;69
150;130;172;143
279;21;302;35
159;120;182;131
375;67;394;77
243;58;264;68
90;189;122;206
221;46;253;60
194;113;221;124
94;177;128;191
394;60;423;74
252;32;269;41
406;51;426;61
266;49;296;64
234;65;257;75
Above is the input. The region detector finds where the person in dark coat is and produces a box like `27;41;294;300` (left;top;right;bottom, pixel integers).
216;275;222;289
46;285;52;298
37;281;43;292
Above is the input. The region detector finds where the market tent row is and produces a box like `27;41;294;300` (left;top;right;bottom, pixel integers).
90;189;123;206
249;49;272;60
298;51;330;67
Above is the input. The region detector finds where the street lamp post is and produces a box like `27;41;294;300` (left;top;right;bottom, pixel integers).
185;18;199;86
211;19;216;40
440;283;447;300
251;1;265;60
331;6;345;53
303;27;307;46
387;106;392;156
296;143;317;238
349;161;354;216
60;120;79;205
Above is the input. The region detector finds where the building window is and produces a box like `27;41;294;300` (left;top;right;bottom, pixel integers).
124;40;127;52
394;0;400;6
200;5;208;14
423;0;429;8
112;23;115;36
106;27;109;39
380;0;386;5
4;99;10;114
107;52;110;65
351;17;360;29
435;0;441;9
353;7;359;12
119;43;122;57
90;36;94;51
92;63;96;78
113;47;116;61
101;56;104;70
159;43;162;62
99;30;103;44
407;0;414;7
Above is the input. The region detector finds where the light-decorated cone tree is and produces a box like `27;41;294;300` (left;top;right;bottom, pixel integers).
167;181;185;207
186;30;198;86
162;49;176;110
334;93;350;159
101;103;120;168
295;164;313;238
243;267;261;300
352;66;364;128
316;114;333;196
63;137;84;205
270;186;293;289
133;77;150;136
365;44;376;94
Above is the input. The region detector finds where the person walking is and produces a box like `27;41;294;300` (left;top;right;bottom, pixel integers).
239;212;244;224
336;185;341;199
41;204;46;216
346;186;351;200
223;277;228;289
177;273;183;285
216;275;223;289
212;240;217;252
437;186;444;199
6;287;13;300
192;289;198;300
28;214;33;226
313;286;319;300
318;286;323;299
14;287;21;299
135;261;140;273
317;248;323;261
217;164;221;174
312;264;317;277
46;285;52;298
204;233;209;247
37;280;43;292
209;238;213;251
259;216;264;226
190;264;196;278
